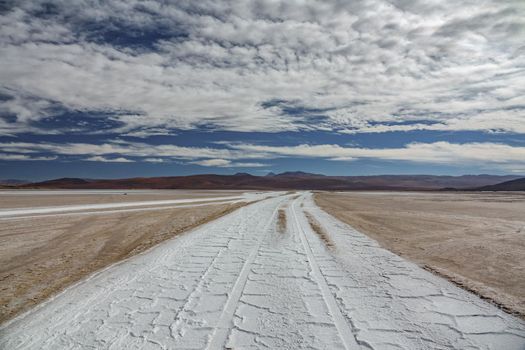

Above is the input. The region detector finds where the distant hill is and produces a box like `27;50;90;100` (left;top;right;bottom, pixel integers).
32;178;92;186
273;171;325;178
19;173;523;191
474;177;525;191
0;179;30;186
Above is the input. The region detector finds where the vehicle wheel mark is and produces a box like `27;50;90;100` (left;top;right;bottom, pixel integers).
206;201;283;349
291;196;360;350
168;206;253;339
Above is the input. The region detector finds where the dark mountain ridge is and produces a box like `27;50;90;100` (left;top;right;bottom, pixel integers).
19;173;523;191
473;177;525;191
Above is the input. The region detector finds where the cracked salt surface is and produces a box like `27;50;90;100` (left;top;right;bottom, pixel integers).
1;192;524;349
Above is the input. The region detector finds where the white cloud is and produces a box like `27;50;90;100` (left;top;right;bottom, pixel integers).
143;158;165;163
0;141;254;160
0;153;57;161
191;158;267;168
0;141;270;166
0;0;523;136
85;156;134;162
226;141;525;167
229;162;268;168
2;140;525;171
192;159;231;167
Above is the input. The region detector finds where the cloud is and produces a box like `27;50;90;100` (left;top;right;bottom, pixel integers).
0;0;523;136
230;162;268;168
192;159;231;167
191;158;267;168
0;140;269;166
0;140;252;159
85;156;134;162
1;140;524;171
225;141;525;167
143;158;165;163
0;153;56;161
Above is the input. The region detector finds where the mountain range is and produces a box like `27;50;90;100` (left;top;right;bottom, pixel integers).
9;172;524;191
473;177;525;191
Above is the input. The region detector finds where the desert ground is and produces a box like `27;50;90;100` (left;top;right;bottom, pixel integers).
2;191;524;349
0;189;244;209
315;191;525;318
0;190;261;323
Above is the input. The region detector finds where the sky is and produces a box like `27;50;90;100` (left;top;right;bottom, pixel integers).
1;0;524;180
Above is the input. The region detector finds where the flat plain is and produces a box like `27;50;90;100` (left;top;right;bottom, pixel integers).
0;190;251;323
2;192;524;349
315;191;525;318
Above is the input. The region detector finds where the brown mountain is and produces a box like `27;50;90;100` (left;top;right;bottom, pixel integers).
474;177;525;191
20;173;523;191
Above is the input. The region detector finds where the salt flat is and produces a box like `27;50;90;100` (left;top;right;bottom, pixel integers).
0;190;272;323
0;195;244;218
1;192;524;349
0;189;249;210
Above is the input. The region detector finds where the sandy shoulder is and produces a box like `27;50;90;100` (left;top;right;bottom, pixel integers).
315;191;525;318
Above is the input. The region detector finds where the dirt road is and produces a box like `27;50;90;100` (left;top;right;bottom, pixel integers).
2;193;524;349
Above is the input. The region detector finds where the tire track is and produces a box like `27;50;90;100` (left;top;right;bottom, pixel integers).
206;201;283;349
290;196;360;350
0;194;282;349
168;232;237;340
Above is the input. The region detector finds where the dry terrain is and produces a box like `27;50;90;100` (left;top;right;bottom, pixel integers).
0;190;248;323
315;191;525;318
3;192;523;349
0;189;242;209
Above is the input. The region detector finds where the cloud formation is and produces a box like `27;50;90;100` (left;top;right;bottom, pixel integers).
191;159;268;168
85;156;134;163
0;153;56;161
1;140;524;172
1;0;524;137
226;142;525;167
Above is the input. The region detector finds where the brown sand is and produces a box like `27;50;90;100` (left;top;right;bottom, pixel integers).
277;209;287;233
305;211;335;249
315;191;525;318
0;198;245;323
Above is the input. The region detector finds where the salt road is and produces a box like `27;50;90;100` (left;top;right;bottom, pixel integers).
1;192;524;349
0;195;246;219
